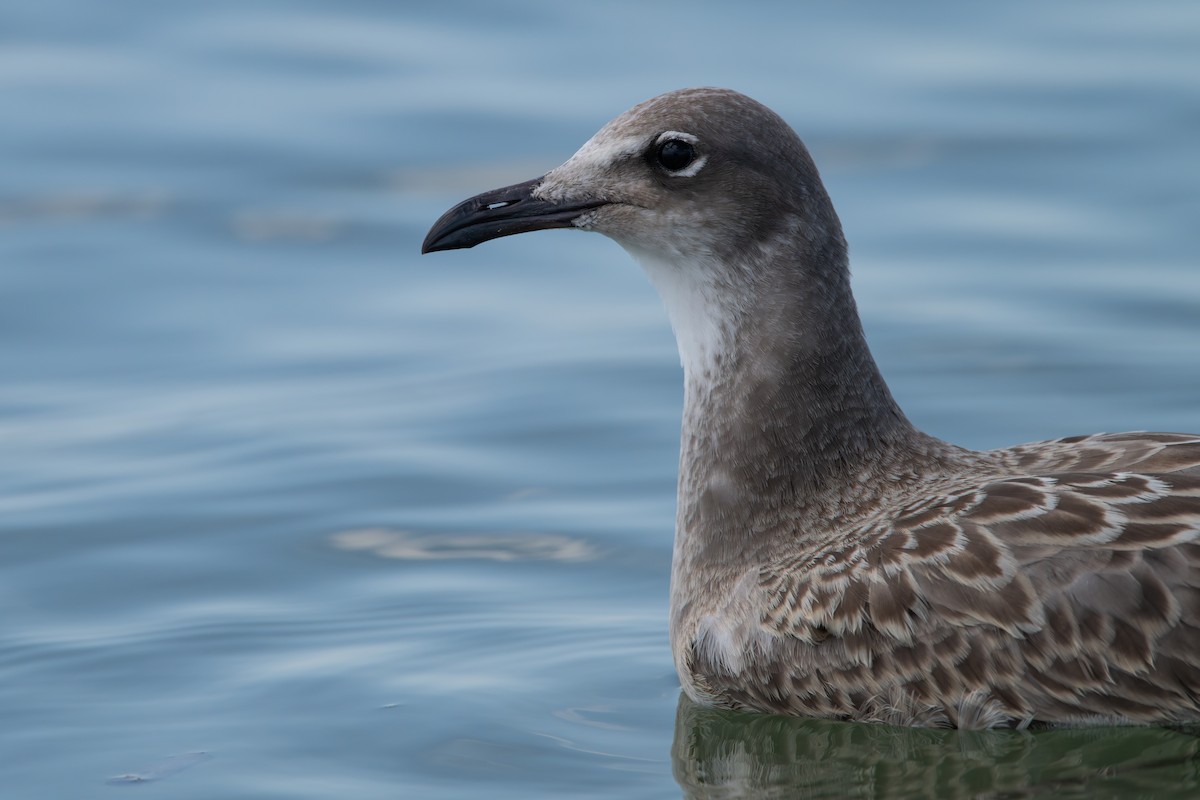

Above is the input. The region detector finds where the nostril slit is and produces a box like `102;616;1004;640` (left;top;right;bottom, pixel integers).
485;200;515;211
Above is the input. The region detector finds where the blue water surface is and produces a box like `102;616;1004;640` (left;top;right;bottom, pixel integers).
3;2;1199;797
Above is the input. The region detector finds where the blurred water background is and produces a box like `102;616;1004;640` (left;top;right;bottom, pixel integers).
3;1;1199;797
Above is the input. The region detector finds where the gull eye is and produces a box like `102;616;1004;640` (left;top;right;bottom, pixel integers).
656;139;697;172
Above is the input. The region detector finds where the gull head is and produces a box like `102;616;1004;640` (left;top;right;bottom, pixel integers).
422;88;839;265
422;88;848;376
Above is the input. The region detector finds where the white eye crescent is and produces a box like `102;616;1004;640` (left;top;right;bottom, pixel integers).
654;131;707;177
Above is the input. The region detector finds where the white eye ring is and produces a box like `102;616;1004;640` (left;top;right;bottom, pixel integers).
654;131;707;177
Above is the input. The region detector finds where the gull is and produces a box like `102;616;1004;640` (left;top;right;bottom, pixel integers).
422;88;1200;728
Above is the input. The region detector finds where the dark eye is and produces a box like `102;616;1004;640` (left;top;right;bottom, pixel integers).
656;139;696;172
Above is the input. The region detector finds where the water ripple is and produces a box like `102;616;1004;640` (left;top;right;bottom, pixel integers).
331;527;599;562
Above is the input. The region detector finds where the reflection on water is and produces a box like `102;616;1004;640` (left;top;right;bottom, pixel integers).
673;695;1200;799
331;527;597;562
0;189;172;226
106;752;213;786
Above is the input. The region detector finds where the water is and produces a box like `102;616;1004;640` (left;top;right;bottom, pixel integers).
3;1;1199;796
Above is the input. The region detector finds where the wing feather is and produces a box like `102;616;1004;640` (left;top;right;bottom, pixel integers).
752;445;1200;726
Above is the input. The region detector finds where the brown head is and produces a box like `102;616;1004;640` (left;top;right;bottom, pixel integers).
423;88;851;380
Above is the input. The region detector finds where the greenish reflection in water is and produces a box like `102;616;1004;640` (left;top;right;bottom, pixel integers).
673;695;1200;798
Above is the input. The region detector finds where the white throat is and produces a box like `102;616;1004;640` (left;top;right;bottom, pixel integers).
624;245;740;384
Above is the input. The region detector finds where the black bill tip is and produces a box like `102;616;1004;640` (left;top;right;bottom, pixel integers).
421;177;604;254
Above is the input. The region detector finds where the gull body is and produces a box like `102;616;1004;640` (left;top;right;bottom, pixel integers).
423;88;1200;728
